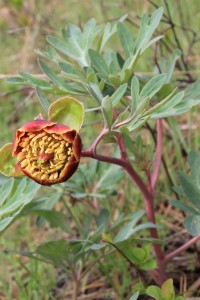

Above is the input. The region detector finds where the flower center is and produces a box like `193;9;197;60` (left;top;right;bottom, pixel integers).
17;131;73;182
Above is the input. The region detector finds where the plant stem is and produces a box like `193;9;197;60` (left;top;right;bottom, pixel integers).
124;161;166;285
102;239;147;285
90;126;108;155
73;279;79;300
151;119;163;192
81;147;166;285
164;233;200;263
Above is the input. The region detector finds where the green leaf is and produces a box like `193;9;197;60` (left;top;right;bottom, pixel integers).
184;214;200;236
139;74;167;101
117;22;134;58
18;71;52;89
122;245;149;264
135;8;163;54
0;178;14;206
148;8;163;39
48;96;84;131
131;76;140;112
31;210;69;232
86;67;99;84
36;240;71;266
38;59;82;94
0;144;23;177
161;279;175;300
8;178;27;205
84;83;103;104
0;217;14;231
141;35;164;54
95;209;110;232
187;151;200;186
88;49;109;80
47;35;87;67
177;171;200;210
185;79;200;99
144;90;181;117
128;116;150;132
111;84;127;107
82;18;102;51
150;91;184;118
94;164;124;191
128;291;139;300
146;285;163;300
97;15;127;53
36;86;50;113
59;62;85;79
121;53;139;74
171;200;198;214
166;49;182;83
140;259;157;270
0;178;40;232
114;210;145;242
6;76;26;84
102;96;113;129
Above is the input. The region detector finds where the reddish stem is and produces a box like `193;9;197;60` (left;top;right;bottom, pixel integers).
90;126;108;155
118;133;128;160
81;147;166;285
165;233;200;263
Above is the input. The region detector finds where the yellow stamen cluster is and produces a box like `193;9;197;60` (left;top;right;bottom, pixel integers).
17;131;73;181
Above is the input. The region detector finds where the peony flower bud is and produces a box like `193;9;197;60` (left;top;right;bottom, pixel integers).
12;120;82;186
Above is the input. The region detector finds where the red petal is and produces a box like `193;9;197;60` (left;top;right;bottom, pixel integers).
18;120;56;132
59;161;79;182
62;131;76;143
12;131;26;156
72;133;82;160
44;123;71;134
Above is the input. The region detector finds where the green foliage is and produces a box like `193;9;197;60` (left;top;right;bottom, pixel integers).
0;177;65;232
146;279;185;300
172;151;200;235
7;7;200;136
48;96;84;131
128;291;139;300
64;160;125;199
1;4;200;298
0;144;19;177
0;178;40;231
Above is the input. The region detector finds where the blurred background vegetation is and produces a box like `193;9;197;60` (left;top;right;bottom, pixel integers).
1;0;200;299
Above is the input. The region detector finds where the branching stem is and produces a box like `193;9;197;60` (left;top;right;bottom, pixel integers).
81;129;166;285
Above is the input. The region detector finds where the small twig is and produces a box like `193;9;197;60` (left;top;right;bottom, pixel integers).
102;239;147;284
164;233;200;263
146;122;179;198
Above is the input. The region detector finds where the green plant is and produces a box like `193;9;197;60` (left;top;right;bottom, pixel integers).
1;6;200;298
